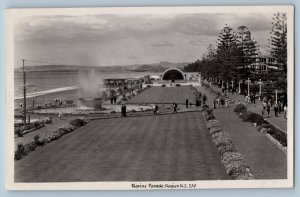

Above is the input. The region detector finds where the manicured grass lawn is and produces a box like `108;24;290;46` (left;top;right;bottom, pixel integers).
15;112;229;182
127;86;196;104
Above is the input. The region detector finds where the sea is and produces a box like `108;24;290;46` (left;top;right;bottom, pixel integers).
14;70;156;108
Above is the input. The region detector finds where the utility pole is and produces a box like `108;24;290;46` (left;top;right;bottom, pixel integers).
22;59;26;125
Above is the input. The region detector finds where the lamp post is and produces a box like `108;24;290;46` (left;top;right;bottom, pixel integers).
258;79;262;100
238;81;241;94
246;78;251;96
275;89;278;104
22;59;27;125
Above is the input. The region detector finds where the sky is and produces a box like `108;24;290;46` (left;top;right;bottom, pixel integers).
13;12;275;68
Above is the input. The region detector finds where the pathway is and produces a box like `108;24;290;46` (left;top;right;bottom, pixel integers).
208;84;287;132
197;85;287;179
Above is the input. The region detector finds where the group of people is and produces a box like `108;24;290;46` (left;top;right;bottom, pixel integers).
110;96;117;104
262;100;287;118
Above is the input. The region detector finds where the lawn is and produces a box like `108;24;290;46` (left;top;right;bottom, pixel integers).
15;112;229;182
127;86;197;104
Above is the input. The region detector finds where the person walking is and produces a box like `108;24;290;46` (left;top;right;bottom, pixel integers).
284;105;287;119
123;104;127;117
173;102;177;113
155;105;159;114
186;98;189;108
121;104;124;117
267;102;271;117
202;94;207;105
278;101;282;114
274;104;278;117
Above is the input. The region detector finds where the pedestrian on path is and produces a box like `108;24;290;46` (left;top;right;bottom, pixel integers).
274;104;278;117
278;101;282;114
284;105;287;119
267;103;271;117
173;102;178;113
262;102;267;117
186;98;189;108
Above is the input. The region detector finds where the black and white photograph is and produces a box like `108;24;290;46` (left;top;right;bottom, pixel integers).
5;6;294;190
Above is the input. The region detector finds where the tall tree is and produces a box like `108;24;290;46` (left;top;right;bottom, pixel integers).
268;12;288;105
215;25;241;84
236;26;259;81
269;12;287;73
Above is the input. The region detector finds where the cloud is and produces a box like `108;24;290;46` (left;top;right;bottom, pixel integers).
13;12;274;67
151;42;174;47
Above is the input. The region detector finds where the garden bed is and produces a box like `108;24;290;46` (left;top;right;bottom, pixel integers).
233;103;287;149
14;118;88;160
203;108;254;180
14;117;52;137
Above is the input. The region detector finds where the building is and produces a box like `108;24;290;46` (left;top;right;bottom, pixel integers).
104;75;150;89
249;56;279;72
159;68;200;83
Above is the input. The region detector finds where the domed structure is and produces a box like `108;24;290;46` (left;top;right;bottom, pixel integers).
161;68;185;81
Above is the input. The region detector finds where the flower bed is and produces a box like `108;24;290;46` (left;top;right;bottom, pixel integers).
14;118;52;137
234;103;247;114
203;108;254;180
14;119;88;160
240;112;264;126
234;103;287;148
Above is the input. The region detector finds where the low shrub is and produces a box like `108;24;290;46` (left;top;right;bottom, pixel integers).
34;135;40;143
161;84;166;87
131;109;137;113
226;161;250;179
207;120;221;129
208;126;223;135
15;143;26;160
206;114;215;121
69;119;87;127
240;112;264;126
207;109;213;116
15;127;23;137
221;151;244;164
24;141;37;153
217;142;236;155
110;110;117;114
234;104;247;114
266;126;287;147
211;131;232;147
33;120;44;128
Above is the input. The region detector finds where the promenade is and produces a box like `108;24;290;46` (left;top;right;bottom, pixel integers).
196;85;287;179
203;84;287;133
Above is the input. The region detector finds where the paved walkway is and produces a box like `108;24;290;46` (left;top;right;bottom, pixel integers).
196;85;287;179
203;84;287;133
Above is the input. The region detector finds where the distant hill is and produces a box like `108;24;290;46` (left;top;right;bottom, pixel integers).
14;64;139;72
132;61;189;72
14;61;190;73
